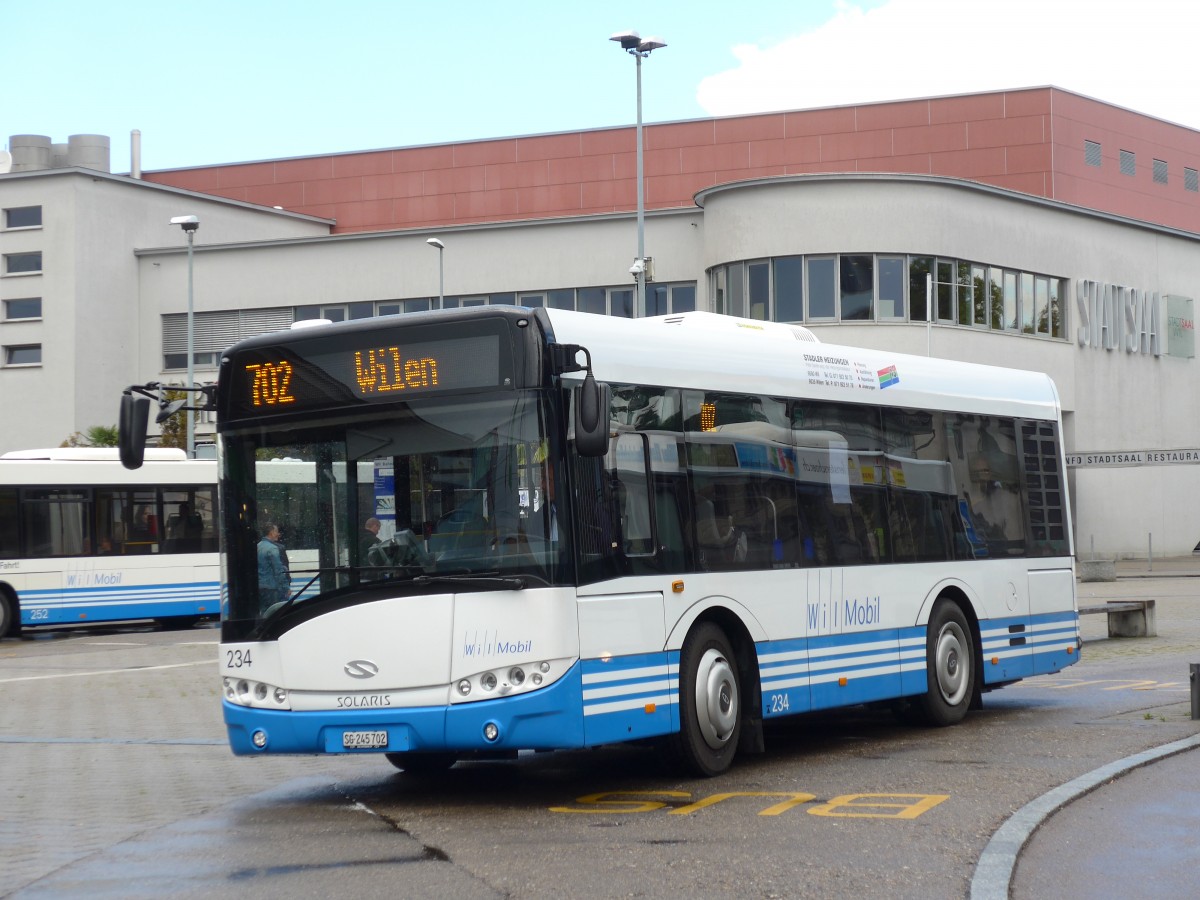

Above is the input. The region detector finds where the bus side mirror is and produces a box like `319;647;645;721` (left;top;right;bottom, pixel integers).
575;375;610;458
119;393;150;470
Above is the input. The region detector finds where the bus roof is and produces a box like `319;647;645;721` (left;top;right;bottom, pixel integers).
542;309;1061;421
1;448;189;462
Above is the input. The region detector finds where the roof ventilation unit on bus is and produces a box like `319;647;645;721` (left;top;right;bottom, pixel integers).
659;311;819;343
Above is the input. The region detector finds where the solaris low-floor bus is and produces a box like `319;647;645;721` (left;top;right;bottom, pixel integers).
118;308;1082;776
0;447;219;637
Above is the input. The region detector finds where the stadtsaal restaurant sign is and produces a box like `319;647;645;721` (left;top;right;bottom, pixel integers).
1066;449;1200;468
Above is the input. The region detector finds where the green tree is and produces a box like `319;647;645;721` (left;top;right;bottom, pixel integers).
157;387;188;451
61;425;120;448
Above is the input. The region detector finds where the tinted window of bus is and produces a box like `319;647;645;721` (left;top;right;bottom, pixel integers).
590;385;689;578
881;409;970;562
791;401;888;565
0;487;17;558
685;391;803;572
22;489;90;557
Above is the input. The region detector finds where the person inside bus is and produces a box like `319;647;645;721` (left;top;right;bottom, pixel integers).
360;517;382;558
695;485;748;565
257;522;291;609
168;502;204;551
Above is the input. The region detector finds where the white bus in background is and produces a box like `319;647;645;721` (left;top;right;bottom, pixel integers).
0;448;219;636
120;307;1081;776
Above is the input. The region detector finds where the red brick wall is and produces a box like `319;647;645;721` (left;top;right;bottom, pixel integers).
142;87;1200;236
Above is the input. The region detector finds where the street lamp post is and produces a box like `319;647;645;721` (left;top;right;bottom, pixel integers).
169;215;200;457
426;237;445;307
610;30;666;318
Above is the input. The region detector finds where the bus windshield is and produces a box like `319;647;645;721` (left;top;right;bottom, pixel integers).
220;390;570;640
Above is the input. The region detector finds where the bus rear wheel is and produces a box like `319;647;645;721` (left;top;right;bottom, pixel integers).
915;600;976;726
672;622;741;777
385;752;457;774
0;589;17;639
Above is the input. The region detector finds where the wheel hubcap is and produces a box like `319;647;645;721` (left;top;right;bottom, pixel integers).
935;622;968;706
694;648;738;750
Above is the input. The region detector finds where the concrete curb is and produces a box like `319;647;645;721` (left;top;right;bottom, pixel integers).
969;733;1200;900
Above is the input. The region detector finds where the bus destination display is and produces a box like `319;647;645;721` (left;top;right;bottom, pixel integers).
228;332;504;417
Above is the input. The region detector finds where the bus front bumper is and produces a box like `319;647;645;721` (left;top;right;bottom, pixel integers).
223;663;586;756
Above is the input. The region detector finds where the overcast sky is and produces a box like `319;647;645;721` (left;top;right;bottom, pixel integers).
5;0;1197;173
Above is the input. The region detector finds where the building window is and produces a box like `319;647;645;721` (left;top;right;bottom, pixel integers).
839;255;873;320
1153;159;1168;185
162;307;292;371
747;261;770;320
806;257;836;319
610;289;634;318
1120;149;1136;176
3;252;42;275
878;256;905;319
3;297;41;320
577;287;606;315
3;206;42;229
774;257;803;322
1186;167;1199;192
3;344;41;366
909;257;932;323
1084;140;1102;167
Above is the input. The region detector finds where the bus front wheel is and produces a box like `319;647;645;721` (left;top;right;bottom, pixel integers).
672;622;741;777
916;600;976;726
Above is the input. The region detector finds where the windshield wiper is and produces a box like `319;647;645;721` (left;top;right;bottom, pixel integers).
255;566;354;633
412;572;528;590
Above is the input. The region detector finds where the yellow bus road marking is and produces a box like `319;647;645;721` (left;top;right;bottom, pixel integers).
1032;678;1182;691
550;790;949;819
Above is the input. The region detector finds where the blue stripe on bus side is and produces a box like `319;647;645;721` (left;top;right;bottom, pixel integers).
580;651;679;746
19;581;221;625
1030;609;1080;675
757;626;927;717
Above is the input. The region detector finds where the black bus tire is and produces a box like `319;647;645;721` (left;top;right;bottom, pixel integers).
0;589;17;638
915;600;976;726
671;621;742;777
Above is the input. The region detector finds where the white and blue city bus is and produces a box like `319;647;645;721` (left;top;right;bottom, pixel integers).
0;447;219;636
120;308;1081;775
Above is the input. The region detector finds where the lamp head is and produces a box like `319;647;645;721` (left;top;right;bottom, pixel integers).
638;36;667;53
426;237;445;250
169;214;199;233
609;30;641;51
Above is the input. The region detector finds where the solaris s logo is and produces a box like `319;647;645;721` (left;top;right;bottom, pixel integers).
344;659;380;679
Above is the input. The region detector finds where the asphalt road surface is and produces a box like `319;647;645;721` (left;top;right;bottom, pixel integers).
3;571;1198;899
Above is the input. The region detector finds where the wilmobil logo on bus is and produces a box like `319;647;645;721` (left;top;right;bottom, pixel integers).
806;596;883;633
65;571;124;587
463;631;533;657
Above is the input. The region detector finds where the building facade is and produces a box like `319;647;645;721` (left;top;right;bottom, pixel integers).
1;87;1197;558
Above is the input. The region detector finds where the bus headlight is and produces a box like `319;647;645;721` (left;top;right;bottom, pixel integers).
222;676;292;710
450;658;569;704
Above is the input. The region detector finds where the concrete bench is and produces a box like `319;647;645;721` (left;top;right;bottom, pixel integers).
1078;559;1116;582
1077;599;1156;638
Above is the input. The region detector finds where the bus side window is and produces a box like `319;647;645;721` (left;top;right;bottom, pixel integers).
0;487;19;559
610;433;655;557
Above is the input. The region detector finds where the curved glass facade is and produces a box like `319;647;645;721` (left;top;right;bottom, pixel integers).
710;254;1066;339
